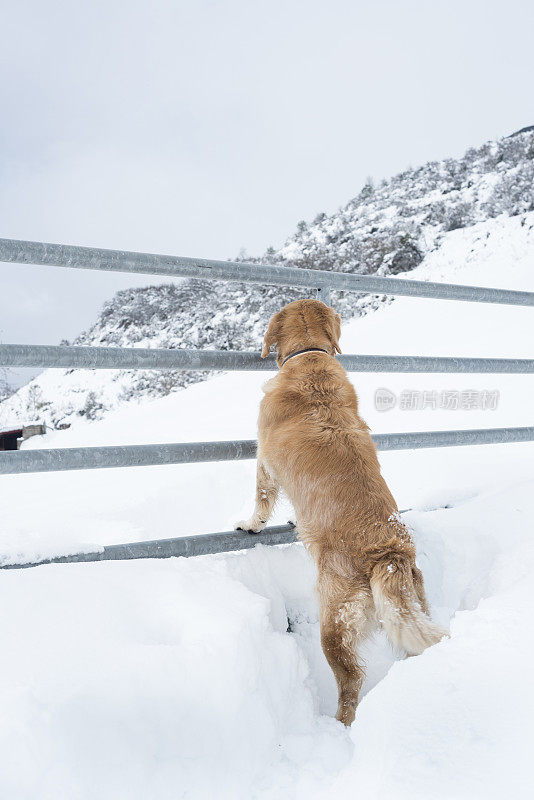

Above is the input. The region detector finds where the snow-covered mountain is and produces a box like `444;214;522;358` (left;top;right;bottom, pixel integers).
2;128;533;429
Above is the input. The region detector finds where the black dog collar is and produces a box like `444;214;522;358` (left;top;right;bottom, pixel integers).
281;348;329;366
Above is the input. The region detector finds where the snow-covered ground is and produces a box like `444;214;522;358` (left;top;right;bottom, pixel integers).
1;214;533;797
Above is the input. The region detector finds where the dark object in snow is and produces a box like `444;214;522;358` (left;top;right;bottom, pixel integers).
0;424;46;450
0;429;22;450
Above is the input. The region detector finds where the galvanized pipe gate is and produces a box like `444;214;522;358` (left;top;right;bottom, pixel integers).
1;237;533;569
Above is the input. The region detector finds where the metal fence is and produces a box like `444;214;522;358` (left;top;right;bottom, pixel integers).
1;236;533;569
1;343;533;374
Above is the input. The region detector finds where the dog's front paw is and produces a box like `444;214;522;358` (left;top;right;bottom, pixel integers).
234;518;265;534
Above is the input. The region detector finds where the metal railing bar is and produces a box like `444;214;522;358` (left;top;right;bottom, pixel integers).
2;427;533;475
0;440;258;475
1;237;533;306
0;508;414;569
373;426;534;449
1;343;533;374
0;524;299;570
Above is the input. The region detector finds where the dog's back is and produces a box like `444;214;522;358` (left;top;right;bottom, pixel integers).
259;354;399;555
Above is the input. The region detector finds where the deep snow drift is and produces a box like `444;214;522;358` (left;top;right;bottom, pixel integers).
0;213;533;798
3;481;532;799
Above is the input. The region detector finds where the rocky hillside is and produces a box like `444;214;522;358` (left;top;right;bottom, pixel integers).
1;128;533;429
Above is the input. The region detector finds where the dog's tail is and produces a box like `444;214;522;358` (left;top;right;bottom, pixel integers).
370;556;448;655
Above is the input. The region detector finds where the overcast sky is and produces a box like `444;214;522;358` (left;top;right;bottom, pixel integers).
1;0;533;386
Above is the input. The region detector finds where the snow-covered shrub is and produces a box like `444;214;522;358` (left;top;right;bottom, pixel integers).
80;391;105;421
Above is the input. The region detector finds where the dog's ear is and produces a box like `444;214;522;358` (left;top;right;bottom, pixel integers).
326;311;342;354
261;314;280;358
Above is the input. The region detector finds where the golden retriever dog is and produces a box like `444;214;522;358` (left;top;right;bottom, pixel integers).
235;299;447;726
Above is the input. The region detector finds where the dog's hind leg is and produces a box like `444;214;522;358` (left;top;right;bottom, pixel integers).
318;571;375;726
235;461;280;534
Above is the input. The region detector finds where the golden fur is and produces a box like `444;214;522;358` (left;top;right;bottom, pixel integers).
236;299;448;725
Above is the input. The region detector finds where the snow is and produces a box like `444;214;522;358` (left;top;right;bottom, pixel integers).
0;213;533;796
1;481;533;798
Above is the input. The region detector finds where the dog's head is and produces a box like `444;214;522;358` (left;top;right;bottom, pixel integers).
261;299;341;366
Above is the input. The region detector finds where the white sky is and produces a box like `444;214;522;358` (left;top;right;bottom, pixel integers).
1;0;533;386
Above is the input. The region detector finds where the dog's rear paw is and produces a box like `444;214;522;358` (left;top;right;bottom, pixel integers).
234;519;265;534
